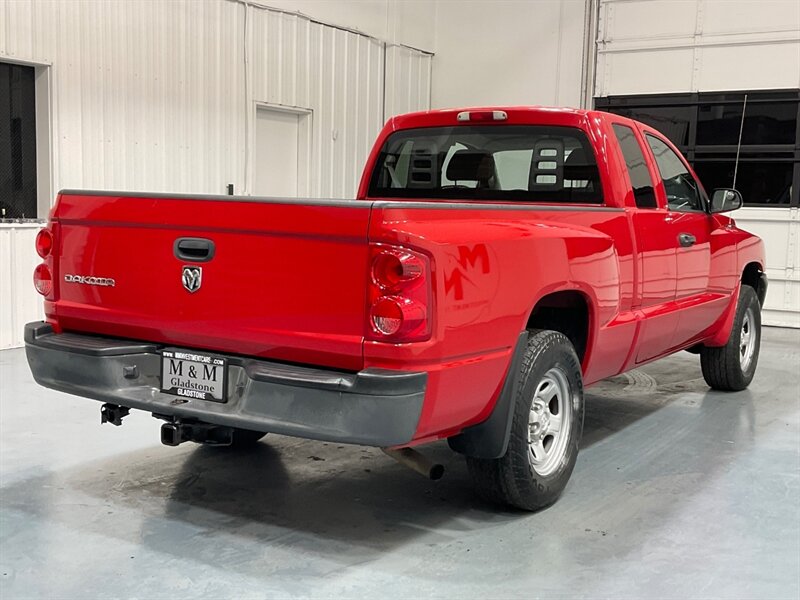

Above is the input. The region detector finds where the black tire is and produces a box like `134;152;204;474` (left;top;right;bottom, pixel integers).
466;330;584;511
701;285;761;391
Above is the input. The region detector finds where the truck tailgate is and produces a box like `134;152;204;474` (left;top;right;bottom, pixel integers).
52;192;372;371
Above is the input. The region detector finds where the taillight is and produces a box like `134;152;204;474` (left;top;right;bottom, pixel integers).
35;229;53;258
371;297;404;336
367;245;432;342
371;249;424;289
33;223;58;299
33;263;53;296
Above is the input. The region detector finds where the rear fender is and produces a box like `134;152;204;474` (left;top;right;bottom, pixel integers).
522;232;617;371
368;208;623;442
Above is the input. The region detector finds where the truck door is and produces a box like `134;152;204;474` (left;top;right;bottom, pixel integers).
643;132;725;347
610;122;679;363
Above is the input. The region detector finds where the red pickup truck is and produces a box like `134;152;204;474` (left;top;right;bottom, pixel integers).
26;107;766;510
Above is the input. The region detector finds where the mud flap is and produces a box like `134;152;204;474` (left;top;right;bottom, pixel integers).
448;331;529;459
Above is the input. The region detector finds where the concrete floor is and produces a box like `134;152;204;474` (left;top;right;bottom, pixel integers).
1;328;798;599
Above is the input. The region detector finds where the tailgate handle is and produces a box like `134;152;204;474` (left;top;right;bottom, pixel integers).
174;238;215;262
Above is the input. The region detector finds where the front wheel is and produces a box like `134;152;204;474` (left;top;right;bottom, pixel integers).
466;330;584;511
701;285;761;391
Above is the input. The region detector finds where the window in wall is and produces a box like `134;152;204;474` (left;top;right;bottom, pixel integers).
697;92;797;146
612;123;657;208
693;157;794;206
646;134;703;212
611;105;692;148
0;62;37;219
596;89;800;207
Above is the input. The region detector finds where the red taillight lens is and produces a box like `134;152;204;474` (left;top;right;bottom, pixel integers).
367;245;432;342
36;229;53;258
34;263;53;296
372;249;424;290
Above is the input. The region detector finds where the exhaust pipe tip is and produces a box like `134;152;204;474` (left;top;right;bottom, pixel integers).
382;447;444;480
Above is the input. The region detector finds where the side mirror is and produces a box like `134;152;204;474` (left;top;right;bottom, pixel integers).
710;188;743;213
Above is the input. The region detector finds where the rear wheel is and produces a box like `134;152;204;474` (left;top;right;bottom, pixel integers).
701;285;761;391
466;330;584;511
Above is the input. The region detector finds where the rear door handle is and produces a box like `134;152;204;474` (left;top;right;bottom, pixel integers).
678;233;696;247
174;237;215;262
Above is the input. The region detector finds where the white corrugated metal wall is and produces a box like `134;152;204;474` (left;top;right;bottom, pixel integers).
0;0;433;348
248;8;387;198
430;0;586;109
595;0;800;327
0;225;41;349
385;44;432;119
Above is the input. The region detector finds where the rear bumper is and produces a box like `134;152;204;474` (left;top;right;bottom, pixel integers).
24;322;426;447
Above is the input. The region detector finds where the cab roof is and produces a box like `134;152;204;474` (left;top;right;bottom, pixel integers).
388;106;606;132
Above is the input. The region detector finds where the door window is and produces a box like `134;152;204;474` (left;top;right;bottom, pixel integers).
645;134;704;212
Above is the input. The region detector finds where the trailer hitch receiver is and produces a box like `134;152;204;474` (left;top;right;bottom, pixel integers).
159;419;235;447
101;403;130;426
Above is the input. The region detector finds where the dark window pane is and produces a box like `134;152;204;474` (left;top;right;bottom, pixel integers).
694;149;795;160
611;123;657;208
697;101;797;146
607;106;692;147
646;135;703;212
0;62;37;219
693;159;793;206
700;90;798;103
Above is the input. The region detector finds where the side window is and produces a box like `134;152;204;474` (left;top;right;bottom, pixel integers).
612;124;657;208
645;134;703;212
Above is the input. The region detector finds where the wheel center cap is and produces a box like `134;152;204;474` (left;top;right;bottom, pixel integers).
539;412;550;435
531;400;550;438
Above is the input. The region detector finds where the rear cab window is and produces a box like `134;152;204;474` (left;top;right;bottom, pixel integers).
368;125;604;204
611;123;657;209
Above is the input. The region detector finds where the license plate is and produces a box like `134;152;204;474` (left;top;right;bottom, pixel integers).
161;349;227;402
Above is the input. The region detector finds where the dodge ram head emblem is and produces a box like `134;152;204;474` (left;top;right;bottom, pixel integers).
182;266;202;293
